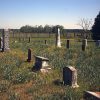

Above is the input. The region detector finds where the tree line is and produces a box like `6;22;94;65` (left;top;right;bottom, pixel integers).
20;25;64;33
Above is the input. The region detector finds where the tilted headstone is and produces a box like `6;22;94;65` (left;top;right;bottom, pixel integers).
2;29;10;51
56;28;61;47
63;66;79;88
27;49;31;62
33;56;49;71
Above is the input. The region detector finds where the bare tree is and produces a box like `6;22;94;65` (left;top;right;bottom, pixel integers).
77;18;92;38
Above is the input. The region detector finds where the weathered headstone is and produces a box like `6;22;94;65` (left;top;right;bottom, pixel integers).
33;56;49;71
84;91;100;100
2;29;10;52
56;28;61;47
27;49;31;62
0;37;1;49
66;40;70;49
63;66;79;88
82;39;87;51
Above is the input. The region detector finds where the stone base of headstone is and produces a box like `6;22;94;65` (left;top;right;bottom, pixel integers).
63;66;79;88
84;91;100;100
40;68;51;73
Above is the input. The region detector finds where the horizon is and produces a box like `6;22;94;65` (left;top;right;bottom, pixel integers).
0;0;100;29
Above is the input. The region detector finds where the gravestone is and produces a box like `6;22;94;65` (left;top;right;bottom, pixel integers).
45;40;47;45
63;66;79;88
82;39;87;51
33;56;49;71
28;37;31;43
27;49;31;62
2;29;10;52
56;28;61;47
84;91;100;100
66;40;70;49
0;37;2;49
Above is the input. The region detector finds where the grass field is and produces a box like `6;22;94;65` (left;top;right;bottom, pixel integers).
0;37;100;100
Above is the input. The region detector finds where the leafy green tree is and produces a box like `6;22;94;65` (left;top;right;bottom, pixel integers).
92;12;100;40
20;25;33;33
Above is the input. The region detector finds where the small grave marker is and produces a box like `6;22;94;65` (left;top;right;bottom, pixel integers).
45;40;47;45
27;49;31;62
66;40;70;49
63;66;79;88
28;37;31;43
33;56;50;71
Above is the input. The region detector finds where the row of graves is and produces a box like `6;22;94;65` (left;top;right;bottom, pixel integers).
27;48;100;100
0;28;100;52
0;29;100;99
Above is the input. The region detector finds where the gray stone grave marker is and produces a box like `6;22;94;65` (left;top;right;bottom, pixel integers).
2;29;10;52
33;56;50;71
63;66;79;88
0;37;2;49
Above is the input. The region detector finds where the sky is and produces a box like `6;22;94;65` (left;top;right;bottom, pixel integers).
0;0;100;29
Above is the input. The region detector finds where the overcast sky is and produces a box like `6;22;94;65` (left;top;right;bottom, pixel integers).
0;0;100;29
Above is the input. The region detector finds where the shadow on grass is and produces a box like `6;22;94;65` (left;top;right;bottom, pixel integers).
53;79;63;86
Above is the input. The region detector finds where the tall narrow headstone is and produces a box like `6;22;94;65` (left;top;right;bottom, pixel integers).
2;29;10;52
27;49;31;62
0;37;1;49
63;66;79;88
56;28;61;47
